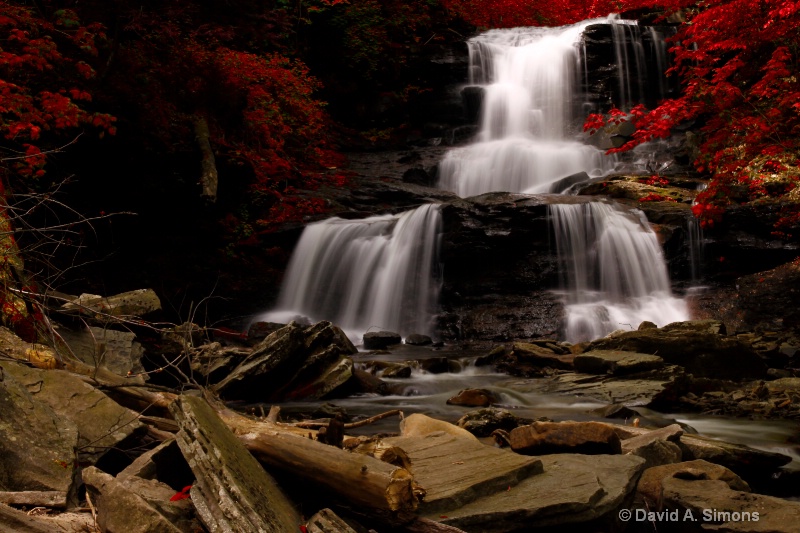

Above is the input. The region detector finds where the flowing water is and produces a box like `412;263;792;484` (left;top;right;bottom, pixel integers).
257;204;442;342
438;20;618;196
438;18;689;340
550;201;689;342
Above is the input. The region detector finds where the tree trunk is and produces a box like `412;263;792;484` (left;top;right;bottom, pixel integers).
193;116;218;202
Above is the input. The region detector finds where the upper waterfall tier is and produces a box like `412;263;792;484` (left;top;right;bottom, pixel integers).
438;17;670;197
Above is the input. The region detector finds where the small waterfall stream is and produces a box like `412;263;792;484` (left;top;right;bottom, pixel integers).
550;201;689;342
259;204;442;342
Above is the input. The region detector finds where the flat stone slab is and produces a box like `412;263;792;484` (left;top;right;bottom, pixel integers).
501;366;683;406
384;432;543;514
425;454;646;533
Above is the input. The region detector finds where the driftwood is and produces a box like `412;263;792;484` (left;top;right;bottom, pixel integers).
306;508;358;533
217;403;421;522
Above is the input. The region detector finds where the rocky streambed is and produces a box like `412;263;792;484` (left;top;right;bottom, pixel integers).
4;286;800;532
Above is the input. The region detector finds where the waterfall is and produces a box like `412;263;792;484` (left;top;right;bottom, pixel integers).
439;20;619;196
259;204;442;342
550;202;689;342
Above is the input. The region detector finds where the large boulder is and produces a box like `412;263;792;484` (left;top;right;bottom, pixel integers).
737;259;800;329
212;321;357;402
586;320;767;379
0;364;78;508
1;361;145;464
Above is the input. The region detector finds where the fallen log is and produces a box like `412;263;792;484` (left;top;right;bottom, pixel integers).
216;403;421;522
171;395;302;532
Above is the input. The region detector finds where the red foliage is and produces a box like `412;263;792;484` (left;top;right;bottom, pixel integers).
441;0;623;27
584;0;800;234
0;3;115;181
639;192;676;202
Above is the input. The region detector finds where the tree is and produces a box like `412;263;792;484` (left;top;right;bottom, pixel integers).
585;0;800;236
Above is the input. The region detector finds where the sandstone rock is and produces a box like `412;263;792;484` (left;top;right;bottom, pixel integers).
446;388;499;408
418;357;449;374
1;361;145;464
636;459;750;509
384;432;542;514
737;260;800;329
429;454;646;532
508;342;574;370
457;408;533;437
620;424;683;453
661;477;800;531
382;363;413;378
627;439;683;470
574;349;664;375
401;413;479;441
363;331;402;349
0;366;77;508
509;421;622;455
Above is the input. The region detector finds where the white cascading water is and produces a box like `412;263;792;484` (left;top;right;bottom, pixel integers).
550;202;689;342
440;18;690;341
258;204;442;342
438;20;617;197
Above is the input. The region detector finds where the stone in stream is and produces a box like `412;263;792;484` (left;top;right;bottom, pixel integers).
446;388;500;408
405;333;433;346
457;408;534;437
427;454;646;532
363;331;402;349
509;421;622;455
401;413;479;442
620;424;684;469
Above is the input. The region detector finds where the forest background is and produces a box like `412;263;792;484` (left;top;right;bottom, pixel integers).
0;0;798;336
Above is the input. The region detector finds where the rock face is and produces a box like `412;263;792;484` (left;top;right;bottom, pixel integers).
212;321;357;402
737;259;800;329
438;193;567;341
509;421;622;456
456;408;533;437
0;364;78;507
